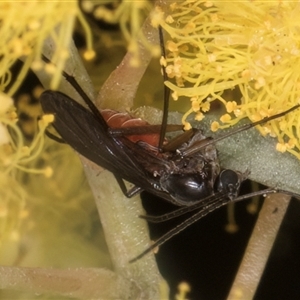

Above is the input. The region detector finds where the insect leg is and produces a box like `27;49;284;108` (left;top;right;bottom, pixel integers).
130;185;300;263
129;193;230;263
41;55;108;130
158;25;170;150
140;192;225;223
45;130;65;143
108;124;183;137
113;174;144;198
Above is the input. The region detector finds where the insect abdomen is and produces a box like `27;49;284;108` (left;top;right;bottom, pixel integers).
101;109;161;147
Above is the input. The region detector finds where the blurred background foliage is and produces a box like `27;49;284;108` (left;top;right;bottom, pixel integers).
1;1;300;299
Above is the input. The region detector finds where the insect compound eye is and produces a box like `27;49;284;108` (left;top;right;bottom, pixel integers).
160;173;214;205
216;169;241;200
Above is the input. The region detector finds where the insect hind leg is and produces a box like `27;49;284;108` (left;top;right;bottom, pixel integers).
45;129;65;143
41;55;107;130
113;174;143;198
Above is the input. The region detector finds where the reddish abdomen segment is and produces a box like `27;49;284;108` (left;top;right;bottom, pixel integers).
101;109;161;147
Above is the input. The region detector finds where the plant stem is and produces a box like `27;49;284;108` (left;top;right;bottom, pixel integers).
227;193;291;299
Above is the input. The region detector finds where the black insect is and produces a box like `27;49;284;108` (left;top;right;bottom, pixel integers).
40;29;300;263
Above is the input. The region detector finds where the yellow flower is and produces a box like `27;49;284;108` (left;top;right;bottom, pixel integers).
89;0;158;63
159;0;300;159
0;1;96;246
0;1;95;94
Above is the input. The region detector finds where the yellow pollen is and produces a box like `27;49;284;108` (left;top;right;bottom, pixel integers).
200;102;209;112
183;122;192;131
195;112;204;121
220;114;232;123
83;49;96;61
42;114;55;124
276;143;287;153
166;15;174;24
172;91;178;101
286;139;296;149
226;101;237;113
160;56;167;67
211;121;220;132
167;40;178;52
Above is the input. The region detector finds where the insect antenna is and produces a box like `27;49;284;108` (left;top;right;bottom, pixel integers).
179;103;300;157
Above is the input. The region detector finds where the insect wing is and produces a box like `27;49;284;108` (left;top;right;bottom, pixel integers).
40;91;176;200
41;92;146;174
